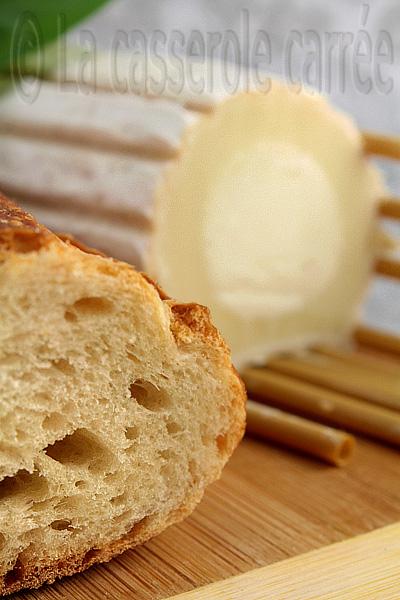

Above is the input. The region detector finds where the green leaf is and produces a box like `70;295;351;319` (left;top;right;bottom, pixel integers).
0;76;11;96
0;0;109;73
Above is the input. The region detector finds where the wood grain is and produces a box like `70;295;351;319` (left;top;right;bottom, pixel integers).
13;436;400;600
170;522;400;599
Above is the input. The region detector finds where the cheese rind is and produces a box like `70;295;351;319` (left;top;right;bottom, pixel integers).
149;84;384;367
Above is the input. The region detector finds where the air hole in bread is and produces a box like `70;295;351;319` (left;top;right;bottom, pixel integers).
38;342;51;354
84;371;96;384
200;432;213;447
104;472;119;486
62;401;75;415
50;519;73;531
74;480;86;489
124;426;139;442
3;541;38;588
29;499;55;513
199;423;211;445
216;433;229;455
188;459;198;484
15;429;28;443
45;429;114;474
4;557;25;588
55;496;83;514
129;381;171;412
0;442;22;464
51;358;74;375
159;449;175;481
111;491;128;507
126;351;140;364
82;548;101;566
96;263;118;277
13;545;32;576
21;371;34;383
0;353;21;367
113;509;133;525
34;392;52;407
42;413;67;432
166;420;182;435
127;516;149;539
70;297;113;316
64;310;77;322
0;470;48;502
159;449;173;460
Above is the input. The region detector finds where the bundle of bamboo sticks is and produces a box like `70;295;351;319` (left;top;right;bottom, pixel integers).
244;131;400;467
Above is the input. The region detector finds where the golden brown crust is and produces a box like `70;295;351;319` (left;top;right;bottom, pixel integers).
56;232;107;257
168;302;224;348
140;271;171;300
0;193;246;595
0;193;54;253
0;194;41;233
0;491;203;596
0;195;109;258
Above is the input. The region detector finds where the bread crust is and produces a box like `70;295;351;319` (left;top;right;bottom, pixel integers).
0;194;246;595
0;192;54;253
0;489;203;596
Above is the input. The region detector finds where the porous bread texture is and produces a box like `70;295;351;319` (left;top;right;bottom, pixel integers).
0;196;246;595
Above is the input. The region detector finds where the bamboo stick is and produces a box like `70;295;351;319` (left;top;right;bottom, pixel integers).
313;344;400;375
265;354;400;411
363;131;400;160
246;400;355;466
380;198;400;220
354;326;400;356
241;368;400;446
375;257;400;280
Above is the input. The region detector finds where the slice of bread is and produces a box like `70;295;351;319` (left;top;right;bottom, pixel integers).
0;194;246;595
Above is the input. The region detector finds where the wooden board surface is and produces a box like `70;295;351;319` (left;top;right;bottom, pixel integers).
15;434;400;600
171;522;400;599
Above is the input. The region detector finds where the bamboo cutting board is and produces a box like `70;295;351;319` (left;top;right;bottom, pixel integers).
15;434;400;600
171;522;400;599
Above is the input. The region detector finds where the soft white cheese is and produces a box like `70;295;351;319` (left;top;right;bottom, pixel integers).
204;140;343;316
